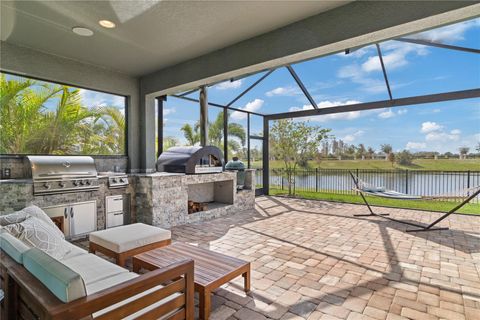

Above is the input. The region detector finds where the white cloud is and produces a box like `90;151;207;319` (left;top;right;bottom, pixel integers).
378;108;408;119
411;19;480;43
231;99;264;120
421;121;443;133
343;130;364;143
333;19;479;96
288;100;364;122
265;86;300;97
163;108;175;116
79;89;125;108
337;64;388;94
422;124;461;142
425;131;460;142
215;80;242;90
361;42;428;72
406;142;427;150
413;117;478;153
378;110;395;119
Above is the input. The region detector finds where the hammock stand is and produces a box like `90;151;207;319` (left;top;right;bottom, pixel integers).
349;171;480;232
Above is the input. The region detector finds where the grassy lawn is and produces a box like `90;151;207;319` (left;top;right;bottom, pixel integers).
269;188;480;215
252;159;480;171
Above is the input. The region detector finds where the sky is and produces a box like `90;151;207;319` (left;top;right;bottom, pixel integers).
163;18;480;154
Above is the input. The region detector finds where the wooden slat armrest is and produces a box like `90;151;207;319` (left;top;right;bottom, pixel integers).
1;251;195;320
49;259;195;320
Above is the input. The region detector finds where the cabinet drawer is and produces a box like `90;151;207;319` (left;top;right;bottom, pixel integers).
107;212;124;228
106;195;123;213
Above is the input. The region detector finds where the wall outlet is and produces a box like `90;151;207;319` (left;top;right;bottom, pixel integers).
2;168;11;179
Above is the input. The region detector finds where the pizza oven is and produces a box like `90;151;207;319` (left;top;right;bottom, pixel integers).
156;146;224;174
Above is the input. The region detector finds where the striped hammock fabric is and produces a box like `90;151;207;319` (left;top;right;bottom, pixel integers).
353;176;479;201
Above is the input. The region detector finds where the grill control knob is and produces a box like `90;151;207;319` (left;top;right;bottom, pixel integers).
43;183;51;189
73;180;79;186
86;180;91;185
120;178;125;183
79;180;85;186
112;178;118;183
59;182;66;188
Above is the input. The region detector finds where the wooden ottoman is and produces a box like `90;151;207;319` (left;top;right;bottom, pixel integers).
89;223;171;266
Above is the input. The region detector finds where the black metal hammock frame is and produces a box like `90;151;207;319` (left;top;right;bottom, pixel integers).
349;171;480;232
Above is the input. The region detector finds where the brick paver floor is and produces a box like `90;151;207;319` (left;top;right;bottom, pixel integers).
77;196;480;319
172;196;480;320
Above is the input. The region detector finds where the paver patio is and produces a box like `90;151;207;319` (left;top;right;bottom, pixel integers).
76;196;480;319
172;196;480;320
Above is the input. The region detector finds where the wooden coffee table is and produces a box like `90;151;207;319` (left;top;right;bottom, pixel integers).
133;242;250;320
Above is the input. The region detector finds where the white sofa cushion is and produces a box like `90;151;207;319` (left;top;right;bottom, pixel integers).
23;205;65;239
89;223;171;253
23;248;87;303
4;216;71;260
86;272;139;295
61;242;88;261
61;253;129;285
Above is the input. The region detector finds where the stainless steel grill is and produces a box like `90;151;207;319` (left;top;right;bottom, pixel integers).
27;156;99;195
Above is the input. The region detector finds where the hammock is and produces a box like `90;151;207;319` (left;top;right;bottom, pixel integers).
353;180;422;200
353;178;480;201
349;171;480;232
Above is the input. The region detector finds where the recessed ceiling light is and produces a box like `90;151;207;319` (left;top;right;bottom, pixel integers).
72;27;94;37
99;20;116;28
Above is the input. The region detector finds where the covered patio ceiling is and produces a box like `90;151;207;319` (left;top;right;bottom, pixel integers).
0;0;351;76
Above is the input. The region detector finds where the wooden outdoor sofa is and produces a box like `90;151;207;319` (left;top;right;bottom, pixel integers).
0;251;195;320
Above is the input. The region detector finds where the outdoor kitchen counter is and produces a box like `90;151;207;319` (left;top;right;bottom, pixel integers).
134;170;256;228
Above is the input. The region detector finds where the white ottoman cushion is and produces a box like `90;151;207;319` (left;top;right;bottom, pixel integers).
89;223;171;253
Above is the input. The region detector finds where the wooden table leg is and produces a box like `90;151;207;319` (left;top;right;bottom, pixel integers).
243;269;251;292
116;253;126;267
132;258;140;273
199;287;211;320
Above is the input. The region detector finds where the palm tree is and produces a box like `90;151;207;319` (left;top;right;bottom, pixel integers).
93;106;126;154
380;144;393;160
181;123;200;145
367;147;375;159
180;111;246;157
33;87;98;154
0;74;126;155
0;74;62;153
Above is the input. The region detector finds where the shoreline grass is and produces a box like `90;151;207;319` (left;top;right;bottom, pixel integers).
269;188;480;215
252;159;480;171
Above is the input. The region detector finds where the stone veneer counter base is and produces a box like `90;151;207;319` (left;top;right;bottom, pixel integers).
134;170;255;228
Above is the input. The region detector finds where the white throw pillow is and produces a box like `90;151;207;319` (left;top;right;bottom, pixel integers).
23;205;65;239
0;210;28;226
4;216;71;260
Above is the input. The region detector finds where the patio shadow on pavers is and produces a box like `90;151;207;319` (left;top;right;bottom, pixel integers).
266;196;480;254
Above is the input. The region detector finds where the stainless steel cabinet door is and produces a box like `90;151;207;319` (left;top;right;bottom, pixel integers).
70;201;96;236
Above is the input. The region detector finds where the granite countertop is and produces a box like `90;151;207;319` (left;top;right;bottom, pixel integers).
0;179;33;184
131;172;185;177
